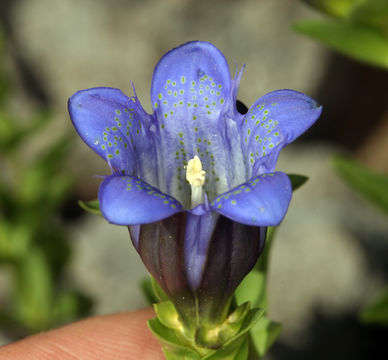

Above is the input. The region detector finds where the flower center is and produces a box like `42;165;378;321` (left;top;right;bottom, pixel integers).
186;155;206;208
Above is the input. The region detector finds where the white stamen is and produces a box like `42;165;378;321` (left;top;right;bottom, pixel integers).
186;155;206;207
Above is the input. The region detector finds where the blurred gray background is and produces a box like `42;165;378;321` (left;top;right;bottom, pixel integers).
1;0;388;358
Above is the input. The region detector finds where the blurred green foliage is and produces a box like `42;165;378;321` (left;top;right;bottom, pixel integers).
333;156;388;327
0;31;91;337
333;156;388;216
294;0;388;329
360;286;388;326
294;0;388;69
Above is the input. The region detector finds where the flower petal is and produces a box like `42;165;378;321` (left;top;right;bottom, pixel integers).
184;212;218;289
136;214;197;328
99;175;183;225
150;41;238;205
210;172;292;226
151;41;232;125
241;89;322;176
68;87;158;184
197;220;265;324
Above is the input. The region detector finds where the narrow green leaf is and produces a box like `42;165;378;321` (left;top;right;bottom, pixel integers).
301;0;363;19
235;226;277;309
218;302;252;343
202;308;264;360
163;346;201;360
203;338;249;360
293;19;388;69
20;134;73;205
234;338;249;360
333;155;388;215
14;249;53;331
150;276;169;302
148;317;186;348
360;286;388;326
250;316;282;357
52;291;93;324
78;199;102;216
31;133;73;177
154;301;181;330
149;305;263;359
349;0;388;34
287;174;309;192
224;308;265;347
196;302;252;349
0;110;52;154
148;317;200;359
235;271;265;309
140;276;159;305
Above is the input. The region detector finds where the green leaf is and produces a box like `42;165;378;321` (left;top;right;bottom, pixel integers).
333;155;388;215
235;227;277;309
0;220;30;261
234;339;249;360
78;199;102;216
148;317;200;358
349;0;388;34
235;270;265;310
287;173;309;191
360;286;388;326
13;248;53;331
203;338;249;360
20;134;73;205
140;276;159;305
163;346;201;360
301;0;363;19
250;316;282;357
195;302;252;349
202;308;264;360
151;276;169;302
149;306;263;359
52;290;93;324
293;19;388;69
0;110;51;154
154;301;182;330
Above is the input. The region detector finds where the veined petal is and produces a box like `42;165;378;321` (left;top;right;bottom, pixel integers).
136;214;197;328
241;89;322;176
150;41;237;205
99;175;183;225
151;41;232;127
197;219;265;324
210;172;292;226
68;87;158;184
184;212;218;289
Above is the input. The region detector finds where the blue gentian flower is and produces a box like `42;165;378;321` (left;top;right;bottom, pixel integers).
69;41;321;330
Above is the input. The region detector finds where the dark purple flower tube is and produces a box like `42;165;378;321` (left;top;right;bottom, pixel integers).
131;212;265;329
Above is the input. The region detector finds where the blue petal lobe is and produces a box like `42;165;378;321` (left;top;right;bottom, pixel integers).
68;87;157;184
210;172;292;226
184;212;218;289
241;89;322;176
99;175;183;225
150;41;235;205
